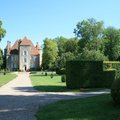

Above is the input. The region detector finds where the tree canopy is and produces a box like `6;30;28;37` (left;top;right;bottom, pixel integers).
104;27;120;60
42;38;58;70
0;20;6;41
42;18;120;71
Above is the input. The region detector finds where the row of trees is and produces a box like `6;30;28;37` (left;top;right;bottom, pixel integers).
42;18;120;70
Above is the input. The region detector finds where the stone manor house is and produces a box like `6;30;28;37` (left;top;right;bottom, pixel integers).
4;37;42;71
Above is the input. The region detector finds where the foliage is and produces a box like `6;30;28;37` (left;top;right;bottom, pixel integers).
36;94;120;120
74;18;104;51
66;61;115;89
55;36;68;56
104;27;120;60
0;20;6;41
0;48;3;69
56;68;65;75
56;37;78;70
77;49;108;61
103;61;120;78
111;78;120;104
56;52;75;69
64;38;78;53
74;18;104;40
61;75;66;82
42;38;58;70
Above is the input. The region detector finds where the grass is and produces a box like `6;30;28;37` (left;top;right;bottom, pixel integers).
30;75;73;92
36;94;120;120
0;74;17;86
30;74;105;92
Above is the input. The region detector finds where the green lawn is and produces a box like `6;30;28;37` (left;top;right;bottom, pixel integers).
30;75;104;92
0;74;17;86
30;75;72;92
36;94;120;120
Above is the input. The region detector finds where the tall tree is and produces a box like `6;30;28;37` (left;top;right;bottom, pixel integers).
56;37;78;69
55;36;68;56
74;18;104;51
0;20;6;41
104;27;120;60
74;18;107;61
42;38;58;70
64;38;78;53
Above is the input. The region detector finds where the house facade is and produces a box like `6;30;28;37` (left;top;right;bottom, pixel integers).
4;37;42;71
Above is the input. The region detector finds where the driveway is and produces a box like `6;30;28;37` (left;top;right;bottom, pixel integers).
0;72;110;120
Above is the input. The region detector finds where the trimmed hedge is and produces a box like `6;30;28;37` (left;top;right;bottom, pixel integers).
103;61;120;78
66;61;116;89
103;70;116;87
111;77;120;104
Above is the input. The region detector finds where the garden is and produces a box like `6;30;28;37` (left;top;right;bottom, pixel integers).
31;60;120;120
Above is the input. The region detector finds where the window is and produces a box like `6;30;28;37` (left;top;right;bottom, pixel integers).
11;56;14;62
24;58;27;63
23;50;27;56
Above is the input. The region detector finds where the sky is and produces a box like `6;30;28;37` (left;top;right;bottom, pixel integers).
0;0;120;50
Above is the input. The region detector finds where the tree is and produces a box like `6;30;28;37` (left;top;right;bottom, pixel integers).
77;48;108;61
56;52;75;69
55;36;68;56
56;37;78;69
104;27;120;60
0;49;3;69
64;38;78;53
0;20;6;41
73;18;108;61
42;38;58;70
74;18;104;51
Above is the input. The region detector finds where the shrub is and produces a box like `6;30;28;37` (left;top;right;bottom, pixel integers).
56;68;65;75
61;75;66;82
111;77;120;104
45;72;47;76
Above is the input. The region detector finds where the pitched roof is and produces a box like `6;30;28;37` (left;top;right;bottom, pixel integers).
19;37;32;46
10;37;39;55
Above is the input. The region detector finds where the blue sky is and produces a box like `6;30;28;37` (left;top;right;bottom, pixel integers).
0;0;120;50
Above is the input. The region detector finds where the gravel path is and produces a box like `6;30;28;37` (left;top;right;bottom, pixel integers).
0;72;110;120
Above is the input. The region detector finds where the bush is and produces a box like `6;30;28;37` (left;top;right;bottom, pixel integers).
61;75;66;82
111;77;120;104
56;68;65;75
45;72;47;76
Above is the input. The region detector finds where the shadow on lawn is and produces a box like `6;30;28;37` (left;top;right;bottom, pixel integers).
34;85;72;92
13;86;75;92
